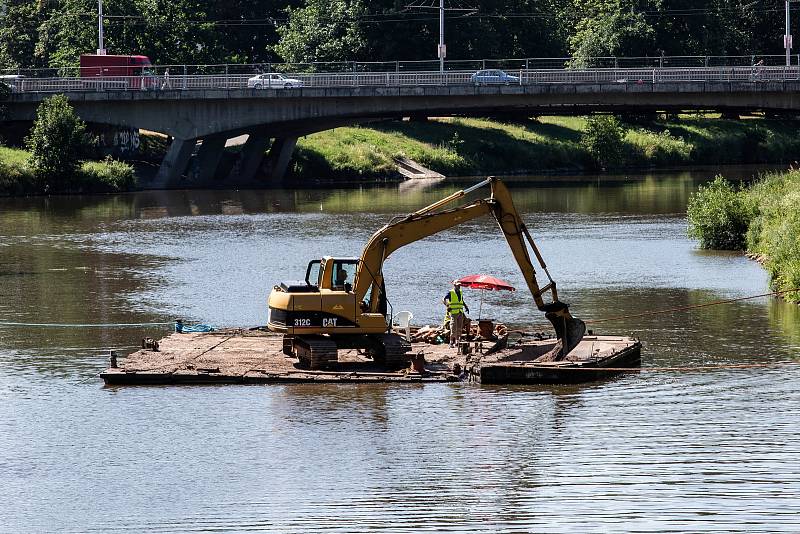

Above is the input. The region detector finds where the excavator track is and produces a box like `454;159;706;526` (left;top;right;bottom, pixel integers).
292;335;338;370
373;334;412;369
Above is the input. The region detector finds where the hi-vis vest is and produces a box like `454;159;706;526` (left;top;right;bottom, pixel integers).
448;289;465;315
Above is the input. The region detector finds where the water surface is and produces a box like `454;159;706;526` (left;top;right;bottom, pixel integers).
1;167;798;532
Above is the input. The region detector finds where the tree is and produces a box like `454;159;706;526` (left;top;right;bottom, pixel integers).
37;0;97;69
567;0;658;66
0;1;54;70
581;115;625;168
26;94;92;187
274;0;370;64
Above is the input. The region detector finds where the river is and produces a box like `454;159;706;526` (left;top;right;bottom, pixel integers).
1;167;798;532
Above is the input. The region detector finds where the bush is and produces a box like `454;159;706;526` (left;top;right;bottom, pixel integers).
581;115;625;168
687;176;755;250
25;94;93;189
743;171;800;298
79;157;136;192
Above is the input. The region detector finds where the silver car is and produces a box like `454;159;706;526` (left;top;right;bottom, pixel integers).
470;69;520;85
247;73;304;89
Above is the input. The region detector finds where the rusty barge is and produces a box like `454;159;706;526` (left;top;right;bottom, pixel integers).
100;329;641;386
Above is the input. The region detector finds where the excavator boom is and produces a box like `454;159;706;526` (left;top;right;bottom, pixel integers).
354;176;585;358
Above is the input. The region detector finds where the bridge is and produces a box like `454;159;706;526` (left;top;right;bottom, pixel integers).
6;65;800;188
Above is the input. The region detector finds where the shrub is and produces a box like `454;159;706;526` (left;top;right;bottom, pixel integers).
687;176;755;250
79;157;136;192
581;115;625;168
25;94;93;189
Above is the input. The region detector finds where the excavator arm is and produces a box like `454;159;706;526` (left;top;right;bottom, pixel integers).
353;176;586;358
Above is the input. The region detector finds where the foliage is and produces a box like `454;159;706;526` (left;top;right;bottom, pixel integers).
0;146;37;195
274;0;369;64
0;0;789;69
567;0;657;66
79;156;136;191
0;146;134;195
581;115;625;168
687;170;800;302
25;94;92;187
744;171;800;299
625;127;692;165
0;1;53;70
687;176;755;250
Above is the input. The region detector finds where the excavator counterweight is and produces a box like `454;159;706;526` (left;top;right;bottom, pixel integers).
267;177;585;369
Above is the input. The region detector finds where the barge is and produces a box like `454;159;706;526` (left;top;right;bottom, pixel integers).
100;329;641;386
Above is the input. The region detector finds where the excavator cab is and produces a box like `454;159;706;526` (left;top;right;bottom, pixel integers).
268;256;403;369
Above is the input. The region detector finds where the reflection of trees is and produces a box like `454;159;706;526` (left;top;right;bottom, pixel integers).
579;288;798;365
0;170;722;226
0;243;165;378
768;298;800;351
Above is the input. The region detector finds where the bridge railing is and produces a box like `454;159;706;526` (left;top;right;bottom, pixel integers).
7;66;800;94
6;54;800;79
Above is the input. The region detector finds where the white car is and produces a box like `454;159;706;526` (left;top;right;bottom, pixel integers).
247;73;304;89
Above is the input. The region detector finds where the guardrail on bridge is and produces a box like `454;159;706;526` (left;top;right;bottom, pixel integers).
5;66;800;94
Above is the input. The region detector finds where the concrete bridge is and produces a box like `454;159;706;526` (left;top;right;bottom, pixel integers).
6;66;800;187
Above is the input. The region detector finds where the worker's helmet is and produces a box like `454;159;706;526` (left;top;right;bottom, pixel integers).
453;280;462;286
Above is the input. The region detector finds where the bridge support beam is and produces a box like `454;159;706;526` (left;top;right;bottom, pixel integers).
153;137;196;188
194;135;228;184
264;137;298;184
230;133;270;184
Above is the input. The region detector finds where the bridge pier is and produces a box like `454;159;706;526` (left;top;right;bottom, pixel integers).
153;137;196;188
230;133;271;185
194;135;228;184
263;137;298;184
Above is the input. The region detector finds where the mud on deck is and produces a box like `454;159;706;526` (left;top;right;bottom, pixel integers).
101;329;641;385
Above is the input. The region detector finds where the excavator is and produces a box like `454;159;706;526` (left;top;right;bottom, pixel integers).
267;176;585;369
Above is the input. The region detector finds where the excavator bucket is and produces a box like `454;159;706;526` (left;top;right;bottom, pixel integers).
539;304;586;362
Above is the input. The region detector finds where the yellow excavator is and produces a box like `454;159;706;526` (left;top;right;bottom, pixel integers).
267;176;585;369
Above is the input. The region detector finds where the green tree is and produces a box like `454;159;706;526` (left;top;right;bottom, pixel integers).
581;115;625;168
687;175;755;250
274;0;370;63
649;1;780;57
37;0;96;69
0;1;54;70
567;0;658;66
25;94;92;187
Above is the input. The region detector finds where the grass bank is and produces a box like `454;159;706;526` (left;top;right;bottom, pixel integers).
0;146;135;196
687;171;800;303
291;115;800;180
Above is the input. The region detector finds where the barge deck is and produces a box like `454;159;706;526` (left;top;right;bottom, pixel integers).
101;329;642;386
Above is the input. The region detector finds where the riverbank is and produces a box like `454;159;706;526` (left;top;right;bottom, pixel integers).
4;114;800;194
0;146;134;196
688;170;800;303
292;115;800;180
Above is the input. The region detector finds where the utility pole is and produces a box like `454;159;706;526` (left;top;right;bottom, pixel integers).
786;0;792;66
405;1;474;72
97;0;106;55
438;0;445;72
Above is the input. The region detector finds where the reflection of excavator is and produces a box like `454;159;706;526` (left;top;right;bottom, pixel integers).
267;177;585;369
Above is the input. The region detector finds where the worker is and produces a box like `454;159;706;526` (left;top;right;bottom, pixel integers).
335;267;352;292
443;280;470;347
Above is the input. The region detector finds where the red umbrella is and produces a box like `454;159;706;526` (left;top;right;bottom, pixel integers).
455;274;516;319
456;274;516;292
